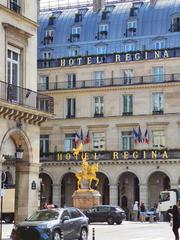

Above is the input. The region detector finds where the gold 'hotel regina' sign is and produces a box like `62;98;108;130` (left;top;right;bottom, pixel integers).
59;49;171;67
56;150;169;161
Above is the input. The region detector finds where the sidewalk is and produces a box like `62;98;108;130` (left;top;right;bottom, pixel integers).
2;224;13;240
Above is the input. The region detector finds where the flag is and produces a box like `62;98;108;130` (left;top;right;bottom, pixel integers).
84;130;90;144
138;126;142;143
80;128;83;142
133;128;138;144
74;132;81;145
143;129;150;144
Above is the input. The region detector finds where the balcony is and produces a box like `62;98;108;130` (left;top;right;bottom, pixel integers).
8;0;21;14
94;113;104;118
152;110;164;115
125;27;137;37
0;81;53;114
37;73;180;91
122;112;133;116
170;23;180;32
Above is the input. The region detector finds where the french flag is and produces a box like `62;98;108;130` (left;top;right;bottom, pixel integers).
143;129;150;144
138;126;142;143
84;130;90;144
75;132;81;145
133;128;139;144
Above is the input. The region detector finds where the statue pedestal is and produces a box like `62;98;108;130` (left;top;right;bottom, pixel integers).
72;190;101;211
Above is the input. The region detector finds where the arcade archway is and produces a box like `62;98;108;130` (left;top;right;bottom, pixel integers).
39;173;53;207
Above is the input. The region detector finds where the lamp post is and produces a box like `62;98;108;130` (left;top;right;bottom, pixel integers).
16;145;24;160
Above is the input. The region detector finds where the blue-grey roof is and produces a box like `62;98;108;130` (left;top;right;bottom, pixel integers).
38;0;180;59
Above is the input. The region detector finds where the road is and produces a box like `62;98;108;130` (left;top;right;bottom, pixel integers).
2;221;174;240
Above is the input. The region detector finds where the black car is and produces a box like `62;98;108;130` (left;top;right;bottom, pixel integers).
10;207;89;240
84;205;126;225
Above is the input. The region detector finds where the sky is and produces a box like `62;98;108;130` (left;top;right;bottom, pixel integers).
40;0;92;9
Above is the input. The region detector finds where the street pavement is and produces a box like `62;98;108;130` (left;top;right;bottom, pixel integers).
2;221;175;240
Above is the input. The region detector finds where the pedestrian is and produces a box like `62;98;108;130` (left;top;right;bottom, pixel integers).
133;201;139;221
171;205;180;240
140;202;146;222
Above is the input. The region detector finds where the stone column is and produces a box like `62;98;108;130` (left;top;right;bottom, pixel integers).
139;184;148;208
109;184;118;206
15;160;40;223
52;184;61;207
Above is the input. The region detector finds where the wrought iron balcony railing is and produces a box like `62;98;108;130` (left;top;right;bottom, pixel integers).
0;81;54;114
8;0;21;14
37;73;180;91
40;149;180;162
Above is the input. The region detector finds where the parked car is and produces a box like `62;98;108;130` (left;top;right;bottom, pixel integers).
10;207;89;240
84;205;126;225
145;208;158;221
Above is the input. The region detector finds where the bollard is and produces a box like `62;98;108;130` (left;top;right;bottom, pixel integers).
92;227;95;240
60;230;64;240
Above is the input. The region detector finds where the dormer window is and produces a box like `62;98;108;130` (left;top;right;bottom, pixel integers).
98;24;108;40
105;5;115;12
42;51;52;60
69;46;80;57
126;20;137;37
70;27;81;42
154;40;165;50
96;45;107;54
129;7;139;17
9;0;21;13
75;8;88;23
44;29;54;45
170;15;180;32
124;42;135;52
101;10;110;21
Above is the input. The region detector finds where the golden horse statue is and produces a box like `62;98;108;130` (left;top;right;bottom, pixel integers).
75;161;99;190
73;143;99;190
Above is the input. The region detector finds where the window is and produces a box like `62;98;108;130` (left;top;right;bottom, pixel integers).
40;135;49;157
101;11;111;20
124;43;135;52
71;27;81;42
66;98;76;118
75;13;83;23
7;46;20;102
9;0;21;13
152;67;164;82
152;130;165;148
130;7;139;17
93;132;105;150
98;24;108;40
105;5;115;12
69;47;79;57
39;76;49;91
39;99;49;112
127;21;137;37
44;29;54;45
154;40;165;50
64;133;75;151
152;93;164;114
94;96;104;116
123;95;133;115
96;46;107;55
123;69;133;84
122;131;134;150
43;51;52;60
171;16;180;32
67;74;76;88
94;71;104;87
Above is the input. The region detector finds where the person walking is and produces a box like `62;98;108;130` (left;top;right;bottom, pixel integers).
171;205;180;240
140;202;146;222
133;201;139;221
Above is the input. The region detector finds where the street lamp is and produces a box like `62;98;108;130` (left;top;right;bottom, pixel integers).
16;145;24;159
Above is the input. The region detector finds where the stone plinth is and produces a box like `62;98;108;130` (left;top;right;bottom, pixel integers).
72;190;101;211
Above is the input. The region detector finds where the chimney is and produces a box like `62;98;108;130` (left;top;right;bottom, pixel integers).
150;0;157;5
93;0;104;12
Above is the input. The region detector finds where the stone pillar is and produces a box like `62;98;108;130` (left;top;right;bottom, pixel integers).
52;184;61;207
139;184;148;208
15;160;40;223
109;184;118;206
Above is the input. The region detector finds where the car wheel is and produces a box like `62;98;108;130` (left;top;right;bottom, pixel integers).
53;230;61;240
107;217;114;225
79;227;88;240
116;219;122;225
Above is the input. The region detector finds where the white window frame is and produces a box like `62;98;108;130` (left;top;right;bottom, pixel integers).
67;74;76;88
124;43;135;52
93;71;104;86
99;24;108;32
72;27;81;34
69;47;79;57
64;133;76;151
152;92;164;112
152;130;165;149
96;46;107;55
92;132;105;151
66;98;76;118
39;75;49;90
152;66;164;82
127;20;137;37
40;135;49;157
94;96;104;116
121;131;134;150
123;69;133;84
123;95;133;114
154;40;165;50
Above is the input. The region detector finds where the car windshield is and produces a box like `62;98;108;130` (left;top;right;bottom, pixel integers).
27;210;59;221
159;192;170;202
